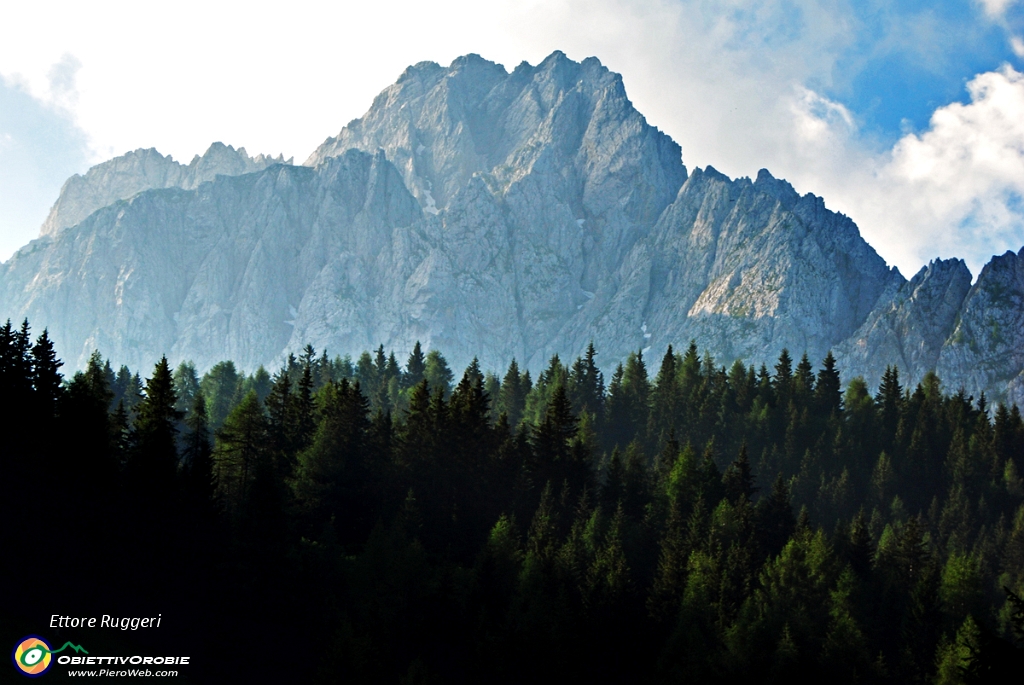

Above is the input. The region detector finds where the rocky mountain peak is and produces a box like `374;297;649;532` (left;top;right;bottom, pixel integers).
937;247;1024;404
753;168;801;207
39;142;290;238
834;257;972;389
3;51;1022;405
306;51;684;223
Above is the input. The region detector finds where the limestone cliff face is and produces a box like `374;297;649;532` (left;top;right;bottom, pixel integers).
302;51;690;371
2;51;1022;405
2;151;419;372
40;143;290;237
834;258;973;391
936;249;1024;405
545;167;902;371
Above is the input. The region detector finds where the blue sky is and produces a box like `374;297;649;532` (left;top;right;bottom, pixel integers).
1;0;1023;277
820;1;1022;141
0;66;89;255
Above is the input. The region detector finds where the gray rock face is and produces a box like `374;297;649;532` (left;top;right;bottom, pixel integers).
2;151;420;372
834;258;973;391
40;143;290;237
308;52;685;227
303;51;690;371
936;248;1024;405
1;51;1022;405
549;167;902;370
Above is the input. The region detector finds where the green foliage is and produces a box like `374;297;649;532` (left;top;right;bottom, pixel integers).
7;321;1024;683
423;349;453;399
201;360;242;430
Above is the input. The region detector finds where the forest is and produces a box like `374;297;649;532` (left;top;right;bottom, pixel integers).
2;317;1023;683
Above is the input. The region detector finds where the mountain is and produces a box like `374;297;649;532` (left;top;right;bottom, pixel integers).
833;258;972;391
40;143;290;238
1;151;418;373
1;51;1021;405
936;248;1024;407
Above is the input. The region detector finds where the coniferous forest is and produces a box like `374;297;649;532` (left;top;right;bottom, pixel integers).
3;318;1024;684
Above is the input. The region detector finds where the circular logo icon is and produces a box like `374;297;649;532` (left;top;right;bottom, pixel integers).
12;636;52;677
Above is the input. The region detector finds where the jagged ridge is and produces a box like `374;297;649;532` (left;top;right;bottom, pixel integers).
1;51;1022;406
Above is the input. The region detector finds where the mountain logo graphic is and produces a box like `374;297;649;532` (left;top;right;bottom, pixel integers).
12;636;88;677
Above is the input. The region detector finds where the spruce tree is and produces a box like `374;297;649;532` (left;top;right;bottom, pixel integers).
815;351;842;416
497;358;529;428
755;473;795;560
126;357;182;502
403;341;426;389
30;329;63;416
567;342;605;418
182;392;217;517
723;443;756;505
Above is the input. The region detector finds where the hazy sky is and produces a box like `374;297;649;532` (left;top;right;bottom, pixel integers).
2;0;1024;278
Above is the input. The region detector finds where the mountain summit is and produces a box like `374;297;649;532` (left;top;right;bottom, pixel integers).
1;52;1021;405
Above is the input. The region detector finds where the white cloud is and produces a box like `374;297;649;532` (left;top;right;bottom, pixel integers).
0;72;92;260
791;87;856;143
1012;35;1024;57
805;66;1024;277
978;0;1018;19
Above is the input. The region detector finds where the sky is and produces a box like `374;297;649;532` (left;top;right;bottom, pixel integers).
2;0;1024;278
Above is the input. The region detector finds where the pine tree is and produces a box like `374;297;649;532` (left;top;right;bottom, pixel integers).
723;443;756;505
649;345;680;446
815;351;842;416
567;342;605;418
497;358;529;428
604;351;649;450
126;357;182;501
246;365;273;402
30;329;63;416
355;351;377;401
182;392;217;516
773;349;794;405
265;371;292;457
290;360;316;454
793;353;815;408
523;354;568;426
756;473;795;560
292;378;372;542
213;389;268;521
601;447;627;508
403;341;426;389
424;349;454;398
532;385;583;495
201;361;241;430
172;361;200;415
649;498;688;622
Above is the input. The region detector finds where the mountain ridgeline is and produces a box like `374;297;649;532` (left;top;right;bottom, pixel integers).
1;51;1022;405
